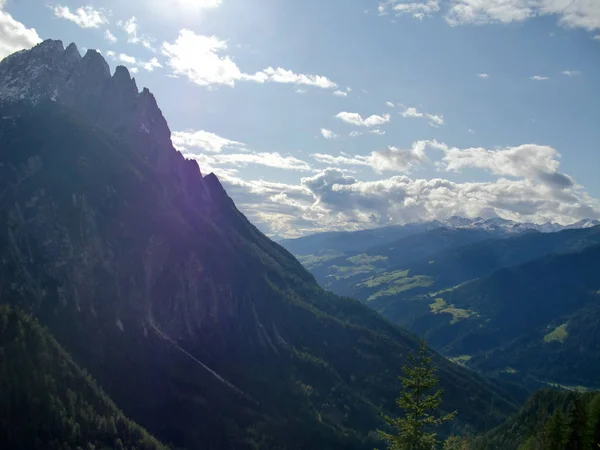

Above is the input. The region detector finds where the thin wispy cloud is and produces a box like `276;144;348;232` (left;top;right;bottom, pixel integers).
531;75;549;81
161;30;337;89
562;70;580;76
477;73;489;79
104;29;117;43
400;106;444;127
52;5;108;28
118;16;155;51
321;129;338;140
172;129;245;153
335;111;391;127
105;51;163;72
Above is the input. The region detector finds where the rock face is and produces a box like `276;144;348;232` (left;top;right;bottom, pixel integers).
0;40;519;449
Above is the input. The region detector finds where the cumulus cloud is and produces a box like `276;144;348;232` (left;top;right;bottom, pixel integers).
386;101;395;107
432;141;574;188
531;75;550;80
0;6;41;60
118;53;136;64
118;16;155;51
206;139;598;237
321;129;338;140
311;141;428;173
161;29;337;89
333;90;347;97
52;5;108;28
104;29;117;43
400;106;445;127
172;129;245;153
336;111;391;127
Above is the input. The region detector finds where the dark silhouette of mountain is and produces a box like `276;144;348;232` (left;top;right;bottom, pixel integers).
0;40;520;449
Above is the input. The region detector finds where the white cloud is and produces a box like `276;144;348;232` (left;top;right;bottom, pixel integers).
260;67;337;89
0;7;41;60
477;73;489;78
385;101;395;107
430;141;574;188
379;0;441;19
218;140;597;237
104;29;117;43
52;5;108;29
336;111;391;127
321;129;338;140
445;0;600;31
531;75;550;80
562;70;580;76
379;0;600;31
172;129;245;153
142;57;162;71
311;141;428;173
594;34;600;39
400;106;445;127
369;129;386;135
188;151;312;171
349;131;363;137
161;30;337;89
105;51;162;73
118;53;136;64
333;90;348;97
118;16;155;51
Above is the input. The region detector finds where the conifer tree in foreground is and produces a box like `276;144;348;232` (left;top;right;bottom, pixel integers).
378;338;456;450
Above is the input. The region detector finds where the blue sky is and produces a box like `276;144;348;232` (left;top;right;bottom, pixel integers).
1;0;599;237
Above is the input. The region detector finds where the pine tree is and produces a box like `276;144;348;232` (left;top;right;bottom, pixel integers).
589;393;600;448
566;398;589;450
443;435;470;450
542;409;568;450
378;338;456;450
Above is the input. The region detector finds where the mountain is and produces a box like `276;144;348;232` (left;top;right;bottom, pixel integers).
280;216;599;256
285;213;600;390
296;227;502;297
0;305;168;450
399;243;600;389
474;389;599;449
367;225;600;326
279;222;444;255
0;40;520;449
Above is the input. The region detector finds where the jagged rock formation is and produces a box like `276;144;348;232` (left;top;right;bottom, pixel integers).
0;40;520;449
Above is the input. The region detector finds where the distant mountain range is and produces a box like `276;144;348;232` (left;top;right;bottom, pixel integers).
281;220;600;390
0;40;523;449
280;216;600;255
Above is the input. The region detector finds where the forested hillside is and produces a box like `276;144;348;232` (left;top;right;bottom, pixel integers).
0;306;168;450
